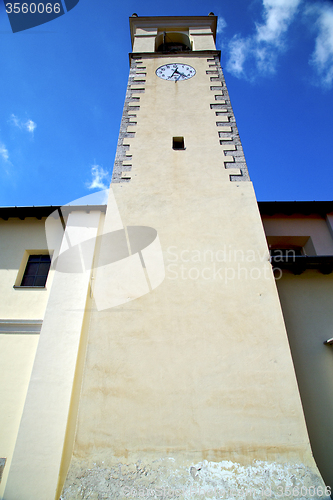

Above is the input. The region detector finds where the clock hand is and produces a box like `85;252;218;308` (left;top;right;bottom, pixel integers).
175;72;187;81
168;68;178;79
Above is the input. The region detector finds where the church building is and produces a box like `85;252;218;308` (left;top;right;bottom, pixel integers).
0;15;332;500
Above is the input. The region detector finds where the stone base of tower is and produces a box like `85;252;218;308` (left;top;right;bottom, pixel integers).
61;453;328;500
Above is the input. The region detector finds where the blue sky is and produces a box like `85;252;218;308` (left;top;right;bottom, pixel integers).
0;0;332;205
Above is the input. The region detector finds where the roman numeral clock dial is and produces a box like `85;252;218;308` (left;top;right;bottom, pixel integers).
156;63;196;81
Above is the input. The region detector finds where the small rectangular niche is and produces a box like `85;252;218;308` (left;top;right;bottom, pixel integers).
172;137;185;150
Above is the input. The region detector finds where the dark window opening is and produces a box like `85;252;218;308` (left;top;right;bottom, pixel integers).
173;137;185;150
155;32;191;53
21;254;51;287
157;41;189;53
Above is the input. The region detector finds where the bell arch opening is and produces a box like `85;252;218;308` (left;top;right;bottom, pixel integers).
155;32;191;53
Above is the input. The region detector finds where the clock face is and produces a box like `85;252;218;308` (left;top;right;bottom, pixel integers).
156;63;196;81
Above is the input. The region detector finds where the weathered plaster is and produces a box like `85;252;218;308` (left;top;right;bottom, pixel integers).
61;457;328;500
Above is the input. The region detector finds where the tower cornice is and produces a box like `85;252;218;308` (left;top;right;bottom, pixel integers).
128;49;221;64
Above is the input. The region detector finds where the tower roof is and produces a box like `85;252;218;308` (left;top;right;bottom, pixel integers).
129;15;218;51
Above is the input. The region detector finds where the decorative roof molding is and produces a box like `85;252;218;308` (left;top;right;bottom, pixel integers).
258;201;333;217
0;205;107;221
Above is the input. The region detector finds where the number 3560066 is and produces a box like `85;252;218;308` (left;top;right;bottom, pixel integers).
5;3;61;14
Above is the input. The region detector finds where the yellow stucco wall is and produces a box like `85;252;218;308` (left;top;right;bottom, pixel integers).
3;211;102;500
0;218;56;319
261;211;333;491
74;187;311;463
0;334;39;498
276;271;333;491
262;215;333;255
0;217;53;496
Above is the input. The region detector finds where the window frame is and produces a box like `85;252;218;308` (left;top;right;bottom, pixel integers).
14;250;52;289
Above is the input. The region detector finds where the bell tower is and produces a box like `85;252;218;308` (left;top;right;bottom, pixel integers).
61;14;325;497
112;14;248;185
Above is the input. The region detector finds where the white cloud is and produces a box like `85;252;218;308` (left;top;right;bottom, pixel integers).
256;0;301;44
87;164;110;190
9;114;37;134
226;0;302;78
217;17;227;34
0;142;9;162
307;2;333;88
25;119;37;133
227;36;251;76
